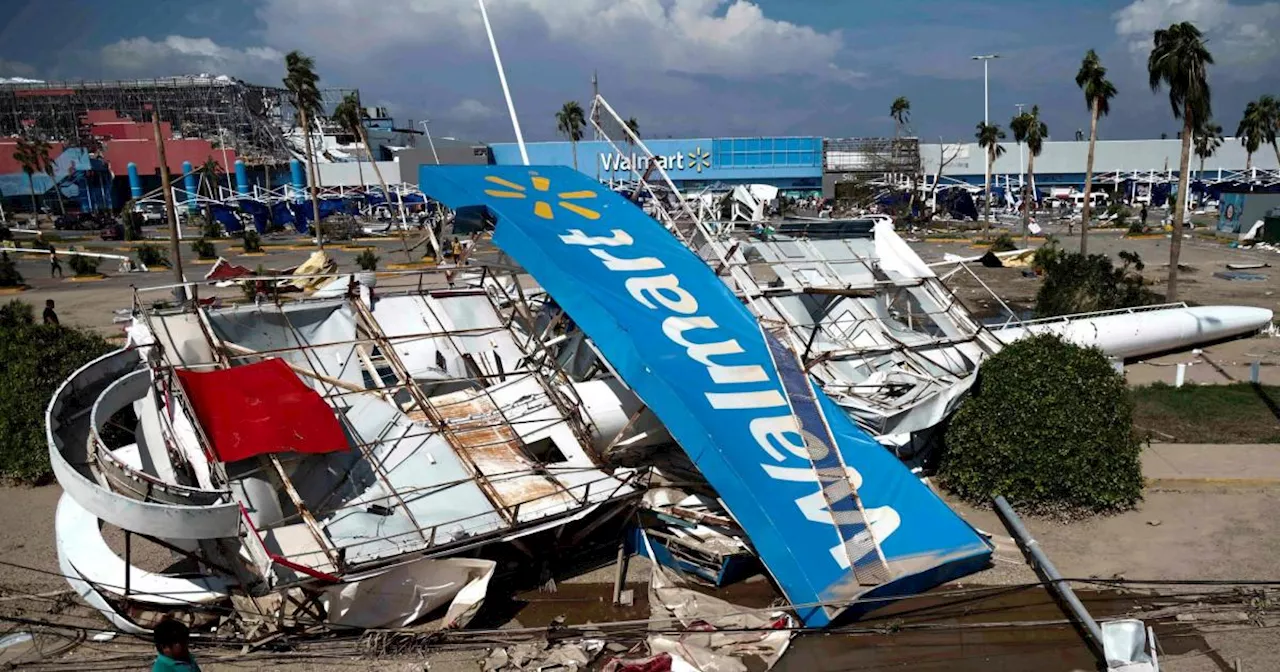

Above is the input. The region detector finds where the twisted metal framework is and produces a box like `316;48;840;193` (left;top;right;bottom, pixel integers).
0;77;357;165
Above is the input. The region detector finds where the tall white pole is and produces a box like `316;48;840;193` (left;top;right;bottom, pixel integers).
1015;103;1025;190
419;120;440;164
983;60;990;125
478;0;529;166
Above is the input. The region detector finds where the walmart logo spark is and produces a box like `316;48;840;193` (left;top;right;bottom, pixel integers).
688;146;711;173
483;172;600;221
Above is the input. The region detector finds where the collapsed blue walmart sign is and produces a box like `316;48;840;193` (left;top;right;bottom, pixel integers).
419;165;992;626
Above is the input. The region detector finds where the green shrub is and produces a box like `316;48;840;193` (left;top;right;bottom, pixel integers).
1128;220;1145;235
239;264;268;303
68;254;100;276
1033;242;1157;317
0;302;112;482
988;232;1017;252
0;252;22;287
939;334;1145;516
355;248;379;271
318;215;358;242
137;243;168;268
197;214;222;239
242;229;262;253
191;237;216;260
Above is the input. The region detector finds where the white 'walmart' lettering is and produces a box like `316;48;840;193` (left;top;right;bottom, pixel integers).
559;228;900;569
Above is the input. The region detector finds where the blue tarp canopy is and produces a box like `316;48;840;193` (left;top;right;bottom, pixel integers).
209;203;244;233
237;200;270;233
419;165;991;627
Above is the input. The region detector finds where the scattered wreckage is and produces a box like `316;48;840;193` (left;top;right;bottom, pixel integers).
46;163;1272;669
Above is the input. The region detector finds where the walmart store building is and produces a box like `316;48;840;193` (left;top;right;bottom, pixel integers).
488;137;824;193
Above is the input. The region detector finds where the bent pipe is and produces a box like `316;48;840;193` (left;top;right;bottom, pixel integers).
90;368;228;507
47;348;241;539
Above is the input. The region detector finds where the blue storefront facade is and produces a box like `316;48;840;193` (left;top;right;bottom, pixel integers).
489;137;824;192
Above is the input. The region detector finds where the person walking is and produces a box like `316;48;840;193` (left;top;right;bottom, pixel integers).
42;299;58;326
49;246;62;278
1140;204;1149;230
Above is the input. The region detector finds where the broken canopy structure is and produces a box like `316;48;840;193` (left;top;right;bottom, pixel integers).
420;165;992;626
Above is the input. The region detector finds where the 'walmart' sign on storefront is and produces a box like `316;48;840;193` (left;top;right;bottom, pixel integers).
600;146;712;174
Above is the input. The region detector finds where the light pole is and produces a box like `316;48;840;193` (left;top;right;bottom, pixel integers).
418;120;440;164
972;54;1000;191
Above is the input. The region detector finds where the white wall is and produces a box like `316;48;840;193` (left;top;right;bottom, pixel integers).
315;161;402;187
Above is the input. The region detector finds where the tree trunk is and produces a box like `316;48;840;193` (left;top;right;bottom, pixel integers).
355;153;365;191
1023;151;1036;248
1273;142;1280;172
359;125;431;263
1168;113;1194;302
299;107;323;249
983;149;993;239
1246;152;1253;173
571;139;578;171
26;173;38;223
1080;99;1100;254
52;177;66;216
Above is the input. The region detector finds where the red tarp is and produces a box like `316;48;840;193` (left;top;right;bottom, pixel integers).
175;358;349;463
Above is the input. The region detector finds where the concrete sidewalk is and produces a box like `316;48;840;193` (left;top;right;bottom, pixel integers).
1144;443;1280;486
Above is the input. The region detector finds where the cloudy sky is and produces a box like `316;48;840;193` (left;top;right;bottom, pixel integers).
1;0;1278;144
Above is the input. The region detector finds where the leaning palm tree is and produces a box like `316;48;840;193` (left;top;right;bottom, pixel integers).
284;50;324;248
975;121;1007;239
1237;100;1266;173
1075;49;1117;254
1148;21;1214;302
332;94;367;191
556;101;586;170
40;141;65;216
1011;106;1048;247
1256;95;1280;168
890;97;911;137
1193;120;1223;176
12;138;40;218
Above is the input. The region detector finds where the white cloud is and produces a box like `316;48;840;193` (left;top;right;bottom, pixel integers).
447;98;497;120
255;0;850;82
1115;0;1280;77
100;36;284;78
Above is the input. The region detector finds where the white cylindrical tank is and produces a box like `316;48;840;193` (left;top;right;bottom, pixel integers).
993;306;1274;359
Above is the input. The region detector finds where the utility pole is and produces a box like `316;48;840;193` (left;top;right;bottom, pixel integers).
153;113;186;301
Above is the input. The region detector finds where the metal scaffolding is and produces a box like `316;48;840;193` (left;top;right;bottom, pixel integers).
0;76;358;165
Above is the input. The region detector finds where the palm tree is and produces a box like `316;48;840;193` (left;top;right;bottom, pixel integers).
556;101;586;171
197;157;222;200
332;94;367;191
1237;100;1266;173
332;92;413;258
284;50;324;248
1011;106;1048;247
625;117;640;141
1075;49;1117;254
1193;120;1223;176
38;140;65;216
1148;21;1213;302
1255;95;1280;168
890;97;911;137
975;121;1007;239
12;138;40;218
